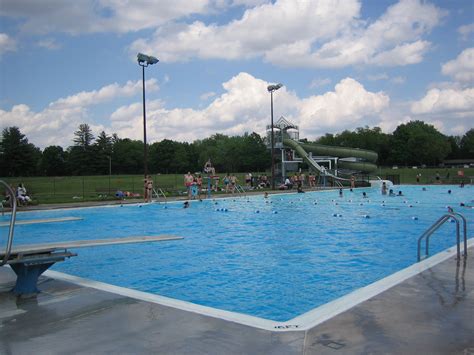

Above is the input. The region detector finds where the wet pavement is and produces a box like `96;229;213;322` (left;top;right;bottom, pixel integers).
1;245;473;354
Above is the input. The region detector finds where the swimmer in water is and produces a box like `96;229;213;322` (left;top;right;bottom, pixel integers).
448;190;451;194
264;192;269;198
398;191;404;196
183;201;190;208
389;189;396;196
362;192;368;198
339;188;343;197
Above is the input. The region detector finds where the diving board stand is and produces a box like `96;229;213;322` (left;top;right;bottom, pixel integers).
1;235;183;296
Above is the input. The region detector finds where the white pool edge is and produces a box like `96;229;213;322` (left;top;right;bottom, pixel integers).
44;237;473;332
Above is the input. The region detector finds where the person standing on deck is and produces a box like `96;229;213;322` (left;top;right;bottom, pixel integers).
184;172;194;199
146;175;153;203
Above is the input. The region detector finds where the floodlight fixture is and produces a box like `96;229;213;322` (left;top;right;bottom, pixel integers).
267;83;283;92
137;53;159;67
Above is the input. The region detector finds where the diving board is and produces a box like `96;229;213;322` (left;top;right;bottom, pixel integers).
3;235;183;257
0;216;83;227
1;235;183;296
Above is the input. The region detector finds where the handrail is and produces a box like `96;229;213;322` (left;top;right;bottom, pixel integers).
449;212;468;257
234;184;246;196
153;188;167;203
417;212;468;262
0;180;17;266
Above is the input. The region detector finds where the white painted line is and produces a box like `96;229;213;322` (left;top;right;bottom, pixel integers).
44;270;278;331
44;238;472;332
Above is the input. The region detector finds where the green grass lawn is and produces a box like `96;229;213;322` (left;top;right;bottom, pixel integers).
1;167;472;205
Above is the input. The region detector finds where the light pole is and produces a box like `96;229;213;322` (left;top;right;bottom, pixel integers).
107;155;111;194
267;83;283;190
137;53;159;178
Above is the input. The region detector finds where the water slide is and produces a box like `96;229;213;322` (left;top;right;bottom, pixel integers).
282;139;378;176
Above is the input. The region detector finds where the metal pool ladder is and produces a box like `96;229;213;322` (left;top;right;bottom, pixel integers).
417;212;468;262
0;180;17;267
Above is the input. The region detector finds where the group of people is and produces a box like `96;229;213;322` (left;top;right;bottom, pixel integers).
184;172;204;199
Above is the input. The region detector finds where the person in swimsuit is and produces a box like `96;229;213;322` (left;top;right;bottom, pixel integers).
146;175;153;203
184;172;194;199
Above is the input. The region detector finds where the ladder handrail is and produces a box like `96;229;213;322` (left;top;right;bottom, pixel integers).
449;211;468;257
0;180;17;266
417;212;468;262
234;184;246;196
153;188;167;203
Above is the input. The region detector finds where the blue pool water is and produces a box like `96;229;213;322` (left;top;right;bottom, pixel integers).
2;185;473;321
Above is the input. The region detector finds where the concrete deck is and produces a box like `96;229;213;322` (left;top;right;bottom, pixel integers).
1;247;473;354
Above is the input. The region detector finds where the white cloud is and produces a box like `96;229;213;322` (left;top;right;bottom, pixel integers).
200;91;217;100
298;78;390;134
370;40;431;66
411;87;474;115
309;78;331;89
0;33;16;56
5;72;471;150
51;79;158;109
107;73;389;143
391;76;406;84
458;23;474;40
0;79;157;148
37;38;61;50
131;0;444;68
441;47;474;84
0;0;211;34
367;73;389;81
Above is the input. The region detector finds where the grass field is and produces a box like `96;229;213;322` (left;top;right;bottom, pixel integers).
1;167;473;205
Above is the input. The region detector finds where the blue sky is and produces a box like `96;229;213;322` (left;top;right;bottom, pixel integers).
1;0;473;149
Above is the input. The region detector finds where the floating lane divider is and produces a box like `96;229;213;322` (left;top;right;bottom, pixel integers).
0;216;83;227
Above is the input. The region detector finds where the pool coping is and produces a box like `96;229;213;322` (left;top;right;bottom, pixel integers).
44;237;473;332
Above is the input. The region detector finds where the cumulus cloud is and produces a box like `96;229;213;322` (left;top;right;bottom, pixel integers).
106;73;389;144
130;0;444;68
411;87;474;115
298;78;389;134
0;79;157;148
441;48;474;84
0;33;16;56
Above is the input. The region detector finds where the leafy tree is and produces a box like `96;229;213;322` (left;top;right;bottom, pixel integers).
40;145;66;176
112;139;143;174
315;133;336;146
0;126;41;177
389;121;451;166
445;135;462;159
460;129;474;158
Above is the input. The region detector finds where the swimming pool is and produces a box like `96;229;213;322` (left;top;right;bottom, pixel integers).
2;185;473;323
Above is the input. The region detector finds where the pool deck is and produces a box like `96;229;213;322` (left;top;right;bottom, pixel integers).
1;246;473;354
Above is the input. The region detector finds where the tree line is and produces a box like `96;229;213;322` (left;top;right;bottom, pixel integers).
0;121;473;177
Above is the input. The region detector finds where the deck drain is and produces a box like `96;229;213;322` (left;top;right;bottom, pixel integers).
313;339;346;350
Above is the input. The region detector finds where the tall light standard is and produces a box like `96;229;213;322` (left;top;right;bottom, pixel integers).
137;53;159;178
107;155;111;194
267;83;283;190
